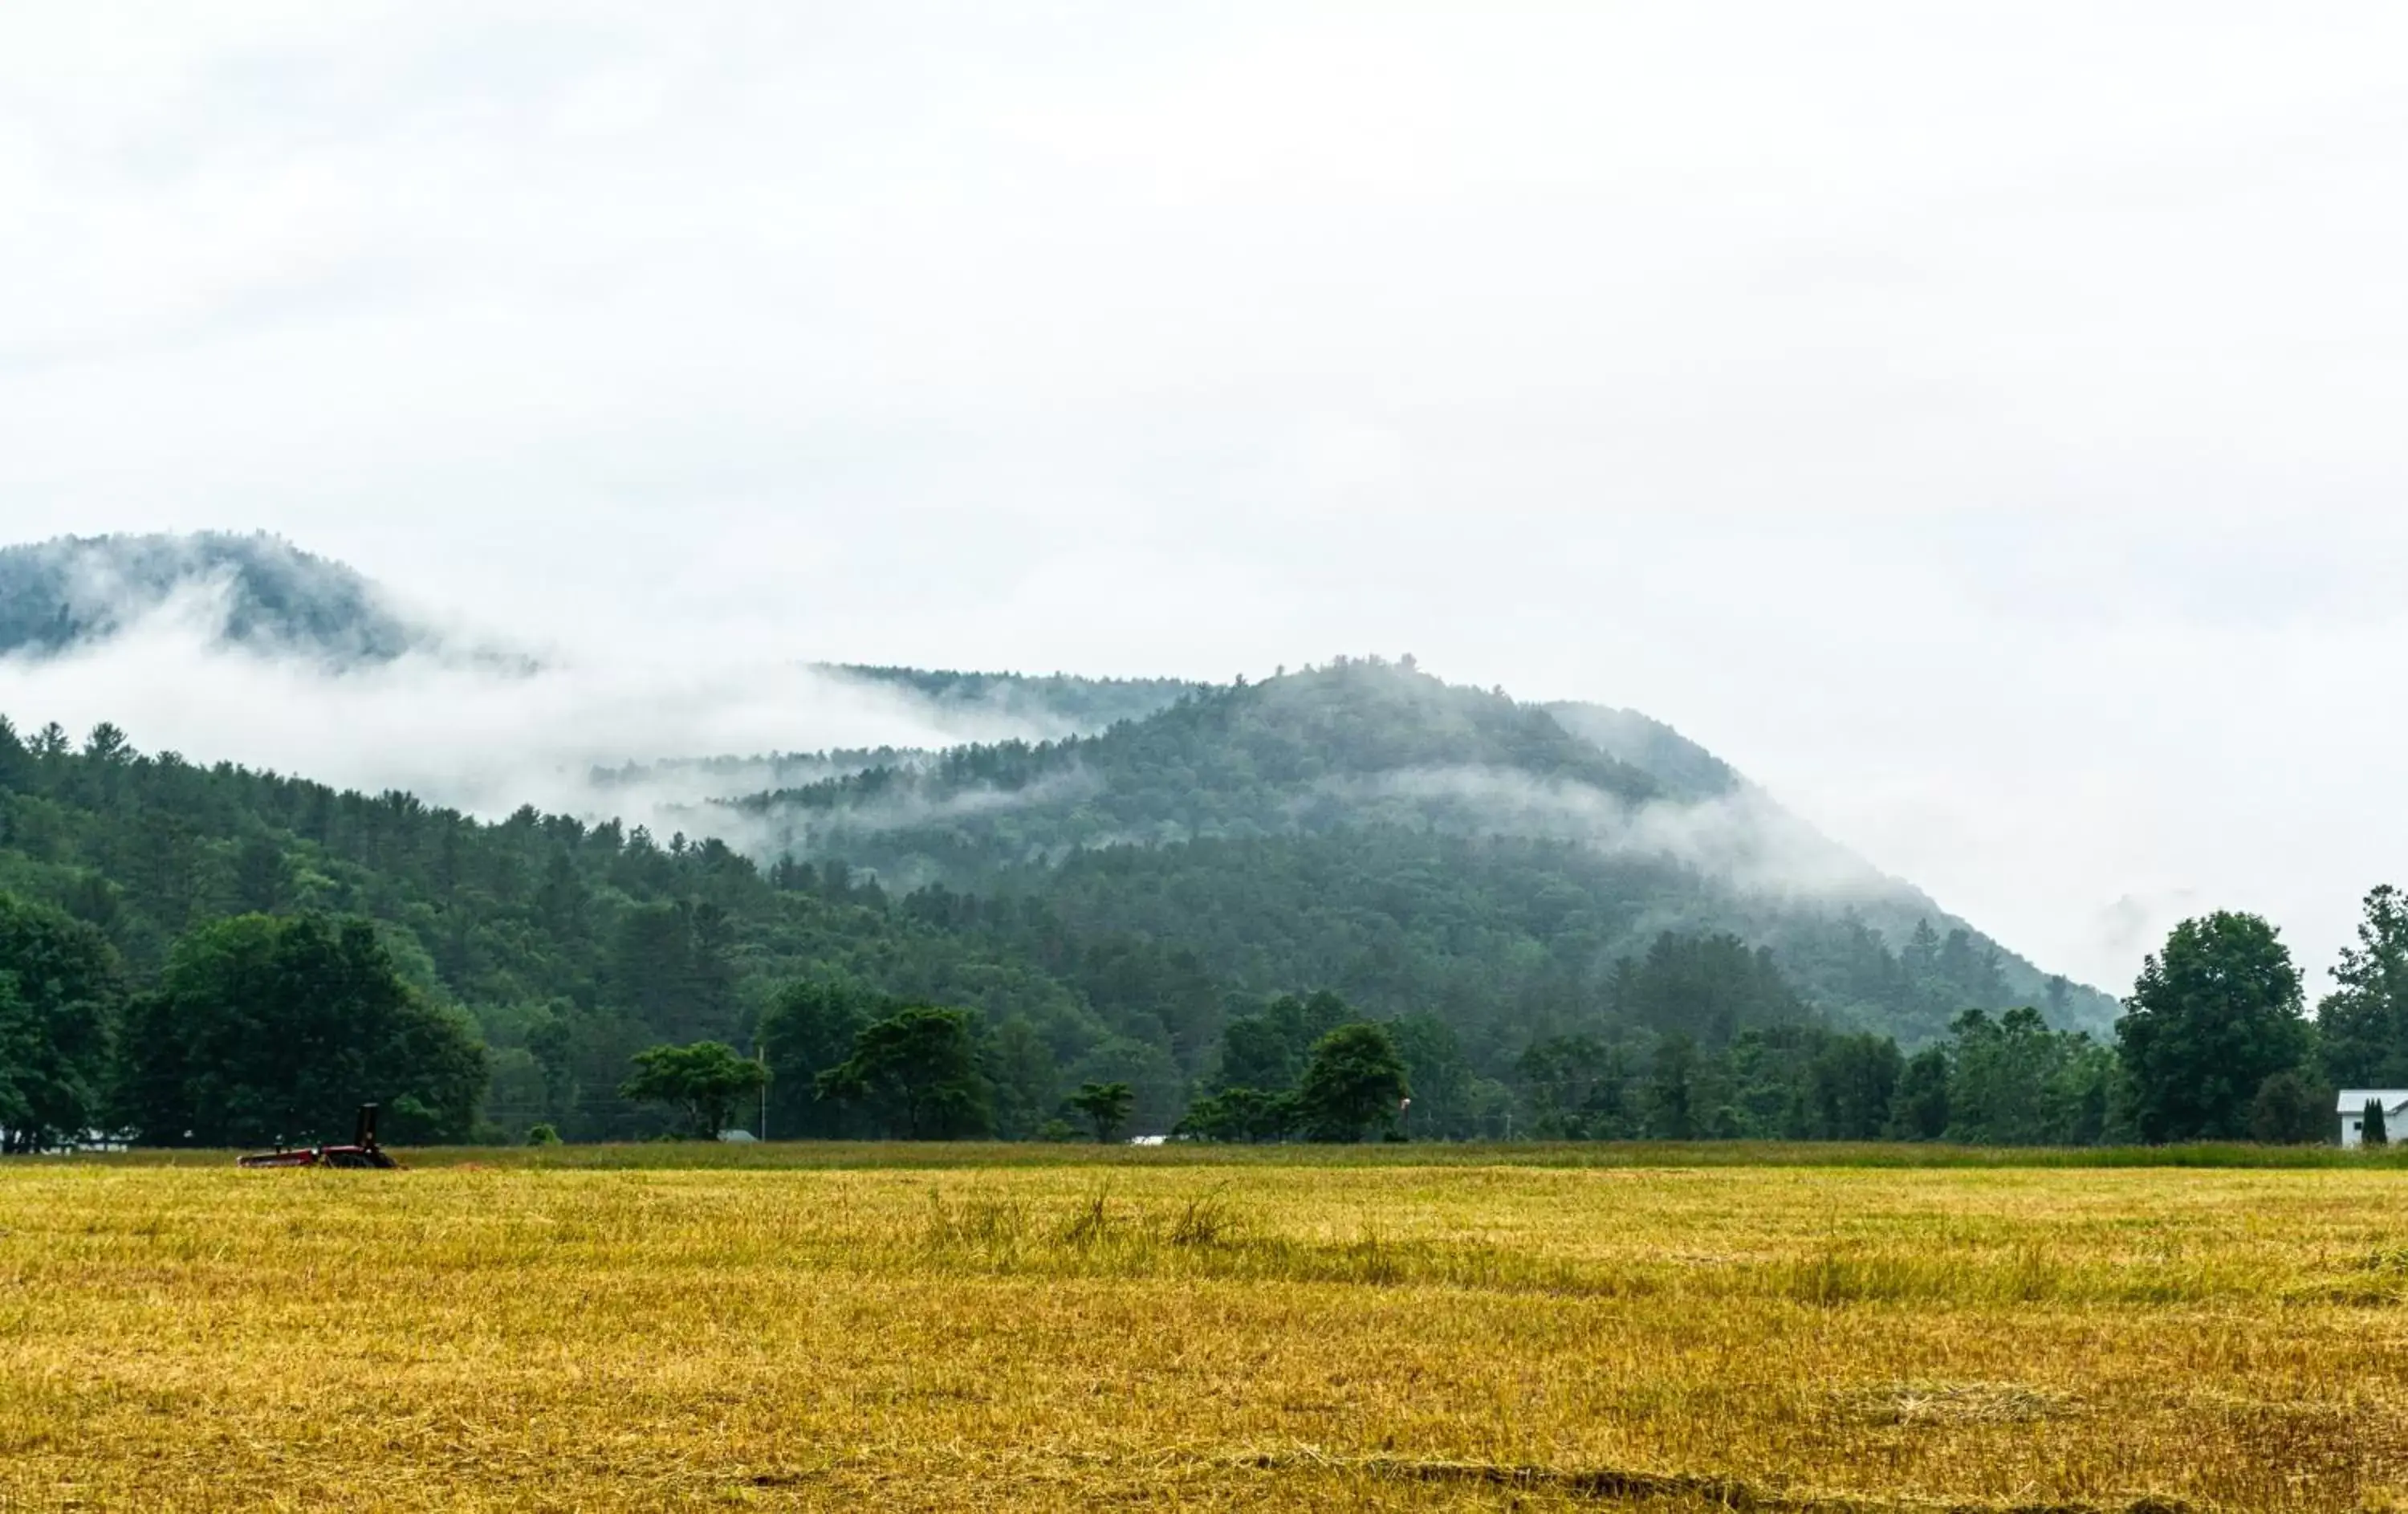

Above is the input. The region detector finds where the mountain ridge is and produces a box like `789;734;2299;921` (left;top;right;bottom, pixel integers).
726;657;2117;1040
0;532;2119;1045
0;532;443;665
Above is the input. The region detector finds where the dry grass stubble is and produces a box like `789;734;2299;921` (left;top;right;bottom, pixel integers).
2;1158;2407;1509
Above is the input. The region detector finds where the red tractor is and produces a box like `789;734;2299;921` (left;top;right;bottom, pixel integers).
238;1104;401;1170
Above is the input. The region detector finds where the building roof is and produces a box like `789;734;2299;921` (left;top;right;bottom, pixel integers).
2336;1089;2408;1113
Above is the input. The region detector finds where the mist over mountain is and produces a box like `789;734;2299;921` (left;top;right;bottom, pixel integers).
829;667;1204;740
727;657;2117;1041
579;667;1206;807
1543;702;1741;804
0;534;2120;1146
0;534;448;665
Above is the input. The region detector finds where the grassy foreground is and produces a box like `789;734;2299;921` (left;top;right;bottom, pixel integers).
6;1150;2408;1510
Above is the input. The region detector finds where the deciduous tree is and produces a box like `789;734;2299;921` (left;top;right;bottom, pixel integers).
1065;1081;1134;1143
620;1041;767;1140
816;1007;993;1139
759;980;883;1138
118;914;486;1146
2317;885;2408;1088
1173;1086;1294;1143
2247;1070;2328;1146
2117;912;2308;1143
0;892;124;1152
1294;1021;1409;1142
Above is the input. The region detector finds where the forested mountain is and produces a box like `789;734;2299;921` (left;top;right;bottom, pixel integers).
730;658;2114;1045
0;534;444;665
0;534;2124;1147
0;666;2116;1147
1543;702;1740;803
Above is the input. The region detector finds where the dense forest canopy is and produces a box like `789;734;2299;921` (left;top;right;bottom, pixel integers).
0;652;2133;1147
0;531;2129;1052
730;658;2113;1040
0;533;2133;1146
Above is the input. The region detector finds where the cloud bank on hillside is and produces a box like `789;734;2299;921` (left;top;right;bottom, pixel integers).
0;584;1062;831
1320;765;1900;903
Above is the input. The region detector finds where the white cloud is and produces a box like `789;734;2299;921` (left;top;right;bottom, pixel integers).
4;2;2407;995
1319;765;1900;905
0;583;1064;831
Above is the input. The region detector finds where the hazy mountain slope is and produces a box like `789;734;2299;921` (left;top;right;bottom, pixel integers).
0;525;2117;1051
731;661;1662;856
1544;702;1740;802
730;658;2116;1042
1544;698;2110;1028
583;671;1205;807
0;533;441;664
0;640;2117;1142
827;666;1202;739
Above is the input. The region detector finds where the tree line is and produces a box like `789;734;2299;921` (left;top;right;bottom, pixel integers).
0;709;2399;1150
613;893;2408;1148
0;713;2056;1145
2;885;2389;1152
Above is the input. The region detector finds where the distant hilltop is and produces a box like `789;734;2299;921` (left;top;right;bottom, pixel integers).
0;532;449;665
726;656;2122;1042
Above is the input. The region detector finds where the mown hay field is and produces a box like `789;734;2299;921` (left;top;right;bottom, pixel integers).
6;1148;2408;1512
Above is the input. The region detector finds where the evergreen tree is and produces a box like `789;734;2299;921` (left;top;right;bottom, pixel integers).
1802;1032;1902;1140
1386;1014;1473;1138
1647;1033;1698;1139
983;1016;1061;1141
1515;1034;1631;1139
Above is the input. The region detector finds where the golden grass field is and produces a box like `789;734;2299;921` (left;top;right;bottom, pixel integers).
6;1146;2408;1512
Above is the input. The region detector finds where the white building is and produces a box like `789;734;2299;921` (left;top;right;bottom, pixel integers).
2337;1090;2408;1148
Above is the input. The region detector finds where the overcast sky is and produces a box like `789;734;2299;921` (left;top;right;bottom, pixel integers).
6;2;2408;995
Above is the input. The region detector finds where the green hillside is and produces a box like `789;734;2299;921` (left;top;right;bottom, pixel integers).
0;661;2118;1149
731;657;2114;1044
0;529;2128;1149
